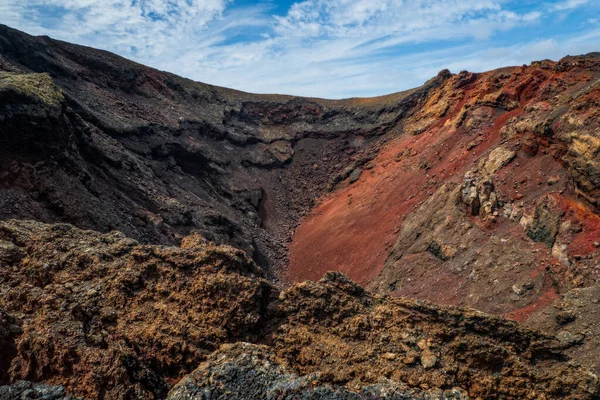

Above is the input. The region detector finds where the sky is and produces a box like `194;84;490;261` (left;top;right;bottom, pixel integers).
0;1;599;98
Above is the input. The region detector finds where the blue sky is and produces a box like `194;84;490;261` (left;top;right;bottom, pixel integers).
0;0;599;98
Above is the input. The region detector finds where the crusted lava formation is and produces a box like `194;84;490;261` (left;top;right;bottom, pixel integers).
0;220;598;399
1;25;600;399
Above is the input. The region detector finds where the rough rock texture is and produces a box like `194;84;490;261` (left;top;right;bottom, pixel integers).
267;272;598;400
527;285;600;377
167;343;469;400
0;381;76;400
0;220;598;399
0;219;271;399
0;309;20;384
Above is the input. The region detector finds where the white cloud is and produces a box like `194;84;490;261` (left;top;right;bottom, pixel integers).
552;0;589;11
0;0;230;59
0;0;598;98
274;0;525;40
186;0;544;96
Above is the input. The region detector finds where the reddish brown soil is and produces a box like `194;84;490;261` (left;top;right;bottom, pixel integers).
288;79;517;286
506;286;560;322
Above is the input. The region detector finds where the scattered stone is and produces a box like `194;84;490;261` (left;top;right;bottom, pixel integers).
394;148;416;162
168;343;456;400
556;311;577;325
512;285;523;295
483;146;517;175
512;282;534;296
427;241;458;261
349;168;362;184
552;242;571;266
421;350;438;369
467;138;483;150
557;331;585;347
547;176;560;186
0;240;23;264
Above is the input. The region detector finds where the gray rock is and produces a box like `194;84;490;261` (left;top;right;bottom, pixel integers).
526;197;563;247
556;311;576;325
557;331;585;347
512;282;533;296
0;381;77;400
349;168;362;184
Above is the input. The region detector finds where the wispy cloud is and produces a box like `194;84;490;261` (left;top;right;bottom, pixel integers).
552;0;590;11
0;0;232;58
0;0;598;98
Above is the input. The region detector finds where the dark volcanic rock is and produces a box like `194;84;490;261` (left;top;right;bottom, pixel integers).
0;309;19;384
0;381;76;400
167;343;468;400
526;196;563;246
348;168;362;184
0;24;436;277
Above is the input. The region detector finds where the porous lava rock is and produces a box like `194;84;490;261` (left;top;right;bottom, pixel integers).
0;220;598;399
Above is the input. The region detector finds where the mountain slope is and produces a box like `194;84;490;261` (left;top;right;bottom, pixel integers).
0;23;438;277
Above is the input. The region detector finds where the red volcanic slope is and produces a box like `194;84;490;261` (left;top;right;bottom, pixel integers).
288;59;600;324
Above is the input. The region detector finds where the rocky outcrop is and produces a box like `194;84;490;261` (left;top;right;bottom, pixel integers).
0;381;76;400
461;173;501;220
0;219;272;399
557;73;600;210
525;195;563;247
167;343;468;400
0;220;597;399
565;132;600;208
268;272;599;399
289;50;600;339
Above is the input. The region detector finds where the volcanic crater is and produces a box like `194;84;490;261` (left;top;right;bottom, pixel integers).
1;25;600;399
